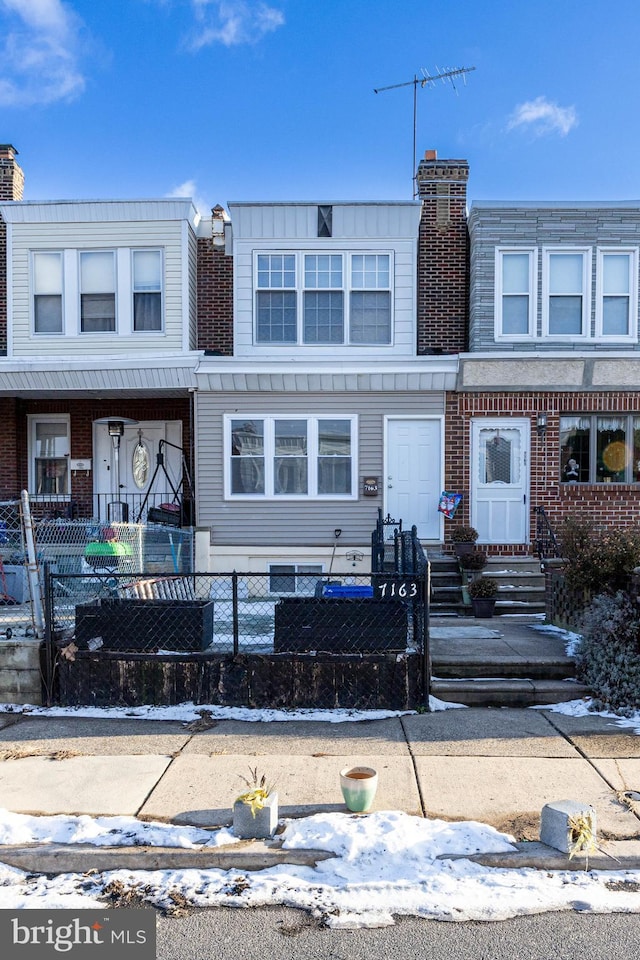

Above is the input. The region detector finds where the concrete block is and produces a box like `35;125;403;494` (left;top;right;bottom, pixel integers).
233;792;279;839
540;800;596;855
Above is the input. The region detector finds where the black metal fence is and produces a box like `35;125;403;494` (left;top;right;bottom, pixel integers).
44;569;430;711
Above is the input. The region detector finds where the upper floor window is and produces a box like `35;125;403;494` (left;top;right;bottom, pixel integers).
31;247;164;336
560;414;640;484
543;249;589;338
596;249;637;340
227;415;357;499
255;252;392;345
495;249;535;338
33;252;63;334
80;251;116;332
133;250;162;331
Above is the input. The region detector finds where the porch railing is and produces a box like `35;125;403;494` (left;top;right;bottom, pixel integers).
15;492;194;526
534;506;561;561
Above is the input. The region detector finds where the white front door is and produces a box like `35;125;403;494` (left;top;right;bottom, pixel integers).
93;420;183;520
385;418;442;540
471;419;529;544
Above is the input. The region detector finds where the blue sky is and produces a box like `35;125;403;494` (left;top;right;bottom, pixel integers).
1;0;640;211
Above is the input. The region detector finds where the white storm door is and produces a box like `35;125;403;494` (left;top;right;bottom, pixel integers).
385;418;442;540
94;421;182;518
471;419;529;544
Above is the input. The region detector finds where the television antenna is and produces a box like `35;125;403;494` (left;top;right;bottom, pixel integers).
374;65;475;196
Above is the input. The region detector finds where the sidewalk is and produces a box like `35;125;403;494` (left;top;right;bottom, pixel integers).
0;704;639;869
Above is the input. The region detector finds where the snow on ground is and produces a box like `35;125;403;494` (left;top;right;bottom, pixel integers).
0;808;639;926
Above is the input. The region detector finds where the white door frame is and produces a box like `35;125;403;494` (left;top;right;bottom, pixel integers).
383;415;445;541
470;417;530;544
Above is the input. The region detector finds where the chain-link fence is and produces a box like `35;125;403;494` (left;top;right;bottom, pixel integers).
46;570;430;710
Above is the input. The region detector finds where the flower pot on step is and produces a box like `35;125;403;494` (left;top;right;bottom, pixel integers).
471;597;496;619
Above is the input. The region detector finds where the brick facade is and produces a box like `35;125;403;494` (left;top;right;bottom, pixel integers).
0;145;24;356
444;390;640;553
197;237;233;354
415;152;469;355
1;398;191;517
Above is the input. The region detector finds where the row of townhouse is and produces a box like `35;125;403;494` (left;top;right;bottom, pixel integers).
1;142;639;583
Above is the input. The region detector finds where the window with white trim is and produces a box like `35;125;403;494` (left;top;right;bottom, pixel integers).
133;249;163;331
596;249;637;339
543;248;589;338
33;252;63;334
80;251;116;332
227;416;357;498
560;414;640;484
28;415;70;498
30;248;164;335
254;252;392;344
495;249;535;338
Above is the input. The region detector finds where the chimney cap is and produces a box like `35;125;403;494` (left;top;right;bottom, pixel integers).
424;149;437;160
0;144;19;159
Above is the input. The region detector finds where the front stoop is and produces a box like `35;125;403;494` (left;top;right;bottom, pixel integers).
429;555;547;617
430;678;590;708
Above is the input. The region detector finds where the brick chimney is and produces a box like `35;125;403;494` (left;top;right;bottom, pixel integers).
0;144;24;201
0;145;23;356
415;149;469;354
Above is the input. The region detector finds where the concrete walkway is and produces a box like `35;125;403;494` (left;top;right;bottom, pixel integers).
0;705;639;869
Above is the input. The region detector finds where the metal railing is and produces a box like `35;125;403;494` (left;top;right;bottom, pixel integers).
4;492;194;526
534;506;561;561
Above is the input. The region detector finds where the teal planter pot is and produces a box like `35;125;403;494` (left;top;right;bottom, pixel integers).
340;766;378;813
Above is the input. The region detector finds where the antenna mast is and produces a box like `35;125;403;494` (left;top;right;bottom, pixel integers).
374;65;475;196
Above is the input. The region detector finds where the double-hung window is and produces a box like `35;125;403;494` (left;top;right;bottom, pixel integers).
543;249;589;338
33;252;63;334
496;249;535;338
256;254;296;343
350;254;391;343
228;416;356;498
255;252;392;345
80;251;116;332
596;249;637;340
133;250;163;331
29;415;70;498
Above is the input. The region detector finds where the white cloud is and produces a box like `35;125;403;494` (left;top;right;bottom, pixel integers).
507;96;578;138
188;0;285;50
0;0;85;107
167;178;209;217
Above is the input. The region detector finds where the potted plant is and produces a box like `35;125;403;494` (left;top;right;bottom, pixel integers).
451;525;479;557
468;576;499;618
232;767;278;839
458;549;487;581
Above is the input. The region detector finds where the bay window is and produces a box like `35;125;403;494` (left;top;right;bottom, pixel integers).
228;416;356;498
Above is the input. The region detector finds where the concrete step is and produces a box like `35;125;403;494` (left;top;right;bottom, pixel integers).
432;655;575;680
430;678;590;708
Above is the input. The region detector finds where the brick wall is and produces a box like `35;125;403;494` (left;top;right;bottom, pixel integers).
415;154;469;355
0;145;24;356
444;390;640;553
197;237;233;354
0;398;192;516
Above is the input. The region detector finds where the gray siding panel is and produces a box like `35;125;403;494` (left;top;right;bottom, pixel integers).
197;391;444;546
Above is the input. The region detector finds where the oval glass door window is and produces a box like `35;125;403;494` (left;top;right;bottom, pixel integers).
132;440;150;489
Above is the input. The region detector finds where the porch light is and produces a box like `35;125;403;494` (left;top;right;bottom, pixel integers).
537;412;548;439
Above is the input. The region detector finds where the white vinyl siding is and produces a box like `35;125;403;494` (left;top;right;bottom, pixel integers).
230;202;420;359
9;219;190;357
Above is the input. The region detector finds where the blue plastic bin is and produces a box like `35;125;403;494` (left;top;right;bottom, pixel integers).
322;584;374;598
